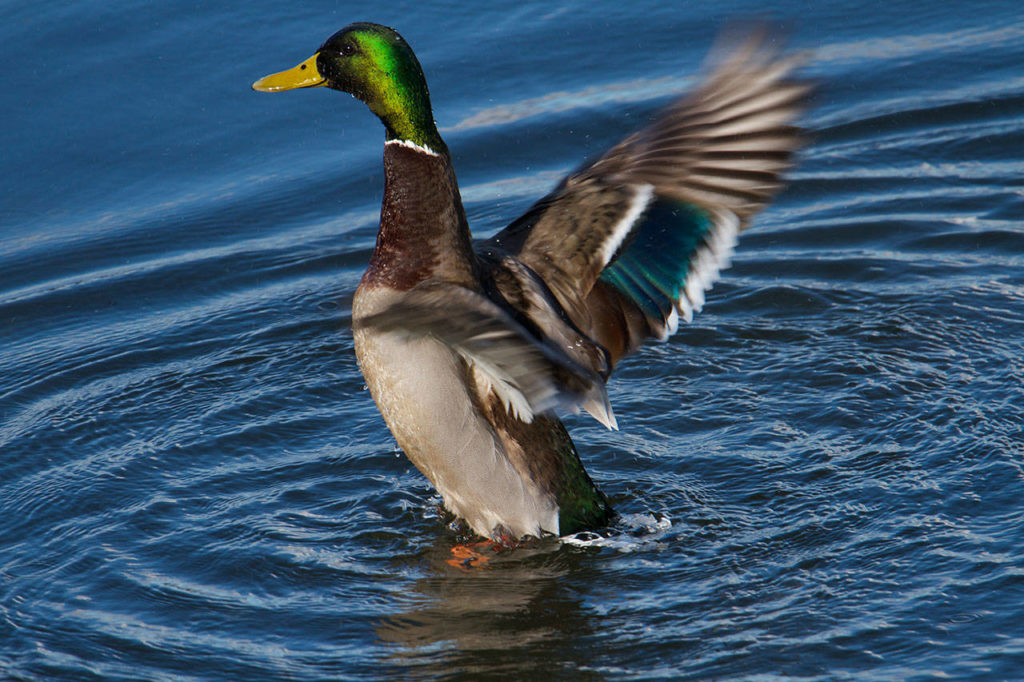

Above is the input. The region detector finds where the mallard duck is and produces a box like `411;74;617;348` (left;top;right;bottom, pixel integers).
253;22;809;544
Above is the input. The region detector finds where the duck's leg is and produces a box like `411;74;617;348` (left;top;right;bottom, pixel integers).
445;524;522;569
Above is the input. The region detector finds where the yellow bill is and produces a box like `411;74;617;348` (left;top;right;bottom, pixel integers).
252;54;326;92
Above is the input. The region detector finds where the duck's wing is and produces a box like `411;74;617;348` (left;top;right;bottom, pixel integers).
354;281;616;430
485;32;812;367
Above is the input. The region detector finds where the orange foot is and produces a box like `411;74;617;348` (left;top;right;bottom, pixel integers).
446;541;495;569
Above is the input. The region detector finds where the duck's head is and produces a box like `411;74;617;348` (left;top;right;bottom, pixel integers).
253;23;444;152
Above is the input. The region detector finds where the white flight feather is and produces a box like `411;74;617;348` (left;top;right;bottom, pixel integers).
676;208;740;324
598;183;655;269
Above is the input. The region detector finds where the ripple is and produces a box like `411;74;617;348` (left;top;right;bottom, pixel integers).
4;5;1024;681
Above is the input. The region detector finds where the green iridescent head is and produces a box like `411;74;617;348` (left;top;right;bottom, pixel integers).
253;23;445;153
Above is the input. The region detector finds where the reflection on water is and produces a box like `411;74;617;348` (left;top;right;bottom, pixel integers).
378;514;678;676
378;540;599;677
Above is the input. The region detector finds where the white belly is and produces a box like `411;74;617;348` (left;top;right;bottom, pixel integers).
352;286;559;539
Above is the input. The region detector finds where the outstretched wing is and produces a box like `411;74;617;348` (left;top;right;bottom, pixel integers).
486;32;811;367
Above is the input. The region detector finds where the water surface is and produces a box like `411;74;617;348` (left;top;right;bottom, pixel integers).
2;0;1023;679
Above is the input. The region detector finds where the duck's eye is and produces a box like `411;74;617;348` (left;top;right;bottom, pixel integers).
340;42;356;57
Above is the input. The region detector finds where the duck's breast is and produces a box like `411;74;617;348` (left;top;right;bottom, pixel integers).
352;285;560;539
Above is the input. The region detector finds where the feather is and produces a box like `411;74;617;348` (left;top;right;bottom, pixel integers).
354;282;616;428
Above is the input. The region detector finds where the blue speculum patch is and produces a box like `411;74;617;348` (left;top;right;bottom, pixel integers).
599;199;713;324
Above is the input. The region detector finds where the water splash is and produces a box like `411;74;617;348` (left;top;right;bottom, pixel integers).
562;512;673;552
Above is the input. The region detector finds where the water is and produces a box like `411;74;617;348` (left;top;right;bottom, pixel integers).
2;0;1023;679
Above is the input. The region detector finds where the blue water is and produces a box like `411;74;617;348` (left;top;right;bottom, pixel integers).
3;0;1024;679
